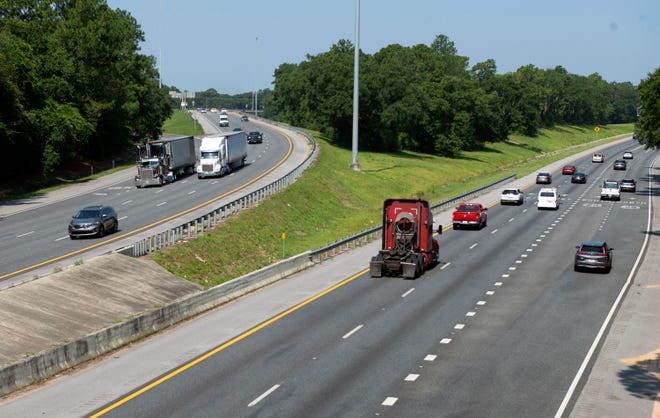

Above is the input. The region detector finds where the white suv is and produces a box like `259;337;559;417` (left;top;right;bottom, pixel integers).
537;187;559;210
592;152;604;163
500;188;524;205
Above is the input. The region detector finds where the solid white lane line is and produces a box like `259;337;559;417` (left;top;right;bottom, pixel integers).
248;384;280;407
16;231;35;238
342;325;363;340
401;288;415;298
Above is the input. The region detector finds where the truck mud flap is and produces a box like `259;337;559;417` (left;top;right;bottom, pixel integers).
369;260;383;277
401;262;416;279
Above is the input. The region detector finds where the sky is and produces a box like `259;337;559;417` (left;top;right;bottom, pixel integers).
107;0;660;96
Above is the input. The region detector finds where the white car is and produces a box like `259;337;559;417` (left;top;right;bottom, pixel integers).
592;152;604;163
500;188;524;205
537;188;559;210
623;151;633;159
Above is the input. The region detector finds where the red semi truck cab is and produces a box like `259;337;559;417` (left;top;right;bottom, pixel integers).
370;198;440;279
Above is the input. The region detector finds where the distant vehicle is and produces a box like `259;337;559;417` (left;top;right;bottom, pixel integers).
69;205;118;239
232;127;243;132
197;132;248;178
622;151;633;159
200;108;207;113
537;187;559;210
247;131;263;144
600;180;621;200
240;115;249;122
135;136;197;187
574;241;613;273
562;165;576;175
620;178;636;192
536;172;552;184
210;108;218;113
219;114;229;127
452;202;488;230
500;188;524;205
613;159;627;170
220;108;228;115
592;152;604;163
571;172;587;184
369;198;440;279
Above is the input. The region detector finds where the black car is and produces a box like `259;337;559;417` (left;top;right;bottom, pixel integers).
232;127;243;132
620;178;636;192
571;172;587;183
574;241;613;273
536;172;552;184
247;131;263;144
613;159;627;170
240;115;249;122
69;205;118;239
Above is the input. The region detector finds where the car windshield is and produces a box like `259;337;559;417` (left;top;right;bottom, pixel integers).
249;132;259;135
603;181;619;188
75;209;100;218
540;192;555;197
502;190;518;195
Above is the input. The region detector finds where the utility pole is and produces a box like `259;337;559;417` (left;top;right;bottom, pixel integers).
350;0;361;171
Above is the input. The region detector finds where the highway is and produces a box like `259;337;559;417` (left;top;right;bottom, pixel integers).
3;140;653;417
0;113;292;286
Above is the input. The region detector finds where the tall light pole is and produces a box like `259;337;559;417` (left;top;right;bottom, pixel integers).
254;36;259;117
350;0;361;171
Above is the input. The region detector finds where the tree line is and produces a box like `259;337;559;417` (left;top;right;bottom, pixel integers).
264;35;644;155
0;0;172;178
2;2;657;183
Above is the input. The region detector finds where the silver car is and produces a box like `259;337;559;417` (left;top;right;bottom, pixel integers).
69;205;118;239
574;241;613;273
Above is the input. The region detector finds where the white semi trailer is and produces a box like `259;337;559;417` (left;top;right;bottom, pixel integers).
197;131;248;178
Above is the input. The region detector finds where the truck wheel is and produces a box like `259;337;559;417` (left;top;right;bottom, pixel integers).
453;223;458;230
483;216;487;227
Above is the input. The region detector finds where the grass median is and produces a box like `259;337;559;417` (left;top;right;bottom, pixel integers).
151;123;633;288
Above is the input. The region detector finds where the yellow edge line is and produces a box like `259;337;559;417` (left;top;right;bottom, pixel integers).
1;133;294;282
91;268;367;417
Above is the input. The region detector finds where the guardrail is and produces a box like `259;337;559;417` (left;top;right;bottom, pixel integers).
309;174;516;262
127;126;318;257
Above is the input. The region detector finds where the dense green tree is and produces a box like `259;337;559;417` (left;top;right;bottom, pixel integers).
0;0;171;177
636;67;660;148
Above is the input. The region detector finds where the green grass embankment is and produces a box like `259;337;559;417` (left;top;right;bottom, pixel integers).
163;109;206;136
151;124;633;288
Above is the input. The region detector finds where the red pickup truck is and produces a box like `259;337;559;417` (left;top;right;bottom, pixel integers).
452;202;488;230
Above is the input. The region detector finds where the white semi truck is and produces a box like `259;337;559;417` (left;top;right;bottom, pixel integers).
134;135;197;187
197;131;248;178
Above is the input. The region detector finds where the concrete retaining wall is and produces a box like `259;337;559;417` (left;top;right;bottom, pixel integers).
0;252;314;396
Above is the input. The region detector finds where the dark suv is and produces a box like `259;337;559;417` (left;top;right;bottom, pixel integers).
247;131;263;144
69;205;118;239
574;241;613;273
